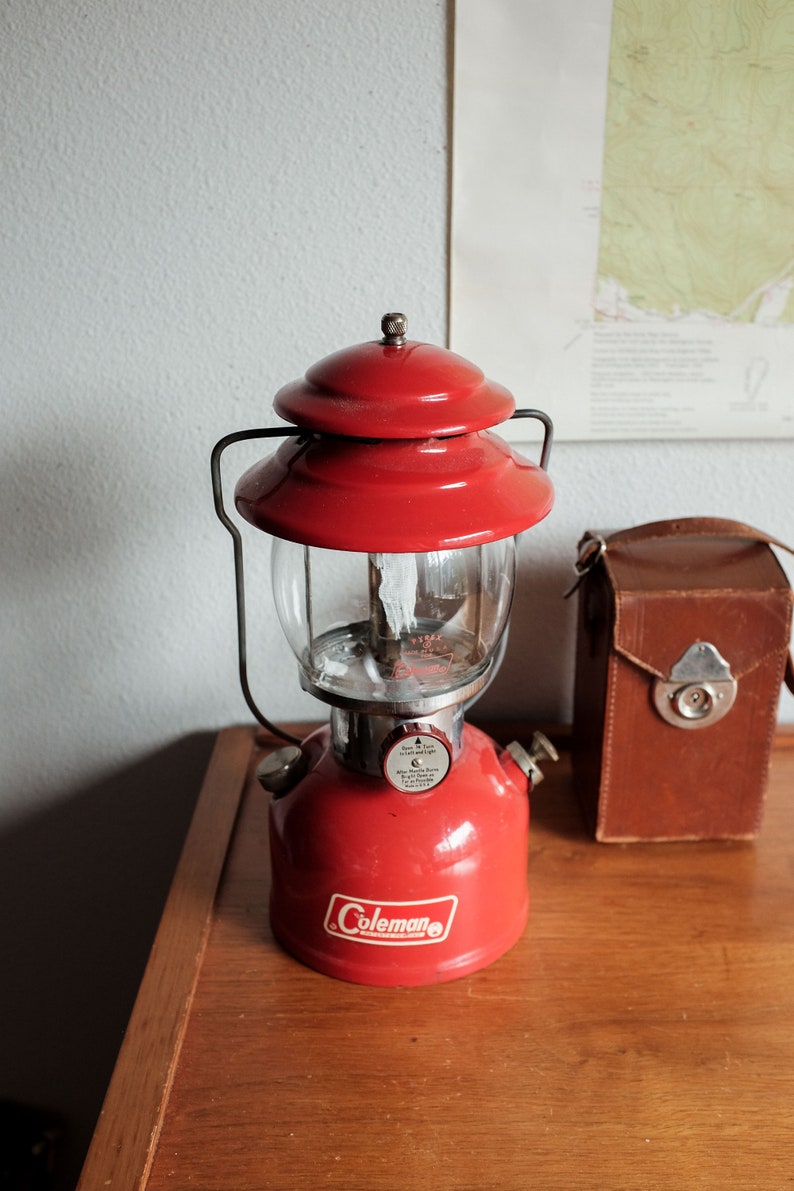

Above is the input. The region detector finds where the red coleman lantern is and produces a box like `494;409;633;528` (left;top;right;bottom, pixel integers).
211;313;556;986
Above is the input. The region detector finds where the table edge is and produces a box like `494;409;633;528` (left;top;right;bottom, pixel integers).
76;724;256;1191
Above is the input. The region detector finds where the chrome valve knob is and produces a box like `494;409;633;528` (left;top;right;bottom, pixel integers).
505;731;559;785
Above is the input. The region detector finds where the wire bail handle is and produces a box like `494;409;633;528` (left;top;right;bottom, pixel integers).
211;427;303;744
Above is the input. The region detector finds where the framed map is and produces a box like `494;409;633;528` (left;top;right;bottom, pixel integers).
450;0;794;441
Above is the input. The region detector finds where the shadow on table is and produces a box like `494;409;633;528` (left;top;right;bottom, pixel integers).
0;732;215;1191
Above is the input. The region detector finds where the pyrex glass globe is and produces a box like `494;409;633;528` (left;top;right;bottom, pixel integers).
271;538;516;711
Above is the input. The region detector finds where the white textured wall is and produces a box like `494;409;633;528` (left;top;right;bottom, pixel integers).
1;0;450;825
1;1;793;1180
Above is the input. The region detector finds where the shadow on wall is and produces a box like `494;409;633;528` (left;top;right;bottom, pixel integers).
474;553;577;724
0;732;216;1191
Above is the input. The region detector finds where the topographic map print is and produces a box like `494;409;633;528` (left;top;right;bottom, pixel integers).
450;0;794;439
596;0;794;326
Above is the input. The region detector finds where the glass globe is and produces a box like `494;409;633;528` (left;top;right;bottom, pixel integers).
271;537;517;713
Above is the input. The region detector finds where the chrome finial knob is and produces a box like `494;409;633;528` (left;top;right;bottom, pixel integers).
381;312;407;345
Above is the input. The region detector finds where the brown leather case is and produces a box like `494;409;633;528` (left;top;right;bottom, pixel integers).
571;518;794;842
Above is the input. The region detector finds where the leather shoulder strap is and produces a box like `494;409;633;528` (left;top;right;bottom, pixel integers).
598;516;794;559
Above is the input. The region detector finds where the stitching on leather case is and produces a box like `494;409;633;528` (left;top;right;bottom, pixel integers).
598;601;623;837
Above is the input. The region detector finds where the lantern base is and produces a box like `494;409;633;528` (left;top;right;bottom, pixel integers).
267;722;531;986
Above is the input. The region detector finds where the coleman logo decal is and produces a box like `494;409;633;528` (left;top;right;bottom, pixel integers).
324;894;458;946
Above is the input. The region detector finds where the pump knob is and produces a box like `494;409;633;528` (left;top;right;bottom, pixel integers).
256;745;307;795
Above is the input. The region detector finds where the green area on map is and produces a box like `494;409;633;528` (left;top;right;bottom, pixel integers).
596;0;794;322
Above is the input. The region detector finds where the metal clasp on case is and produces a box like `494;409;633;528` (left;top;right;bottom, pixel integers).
652;642;738;729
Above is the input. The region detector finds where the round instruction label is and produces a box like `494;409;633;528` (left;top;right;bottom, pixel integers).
381;729;452;793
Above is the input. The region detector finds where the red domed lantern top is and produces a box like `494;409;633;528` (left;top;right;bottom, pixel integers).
233;314;553;553
273;312;516;439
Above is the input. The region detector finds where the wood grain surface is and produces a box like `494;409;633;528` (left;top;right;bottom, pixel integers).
81;725;794;1190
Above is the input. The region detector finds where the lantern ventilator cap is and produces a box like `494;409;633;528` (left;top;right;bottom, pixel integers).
233;313;554;552
271;311;517;439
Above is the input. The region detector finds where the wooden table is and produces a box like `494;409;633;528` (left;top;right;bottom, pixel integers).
79;725;794;1190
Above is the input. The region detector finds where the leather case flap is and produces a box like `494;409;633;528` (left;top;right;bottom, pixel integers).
604;536;793;681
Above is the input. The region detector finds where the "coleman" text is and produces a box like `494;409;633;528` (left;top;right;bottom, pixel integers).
323;893;457;946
